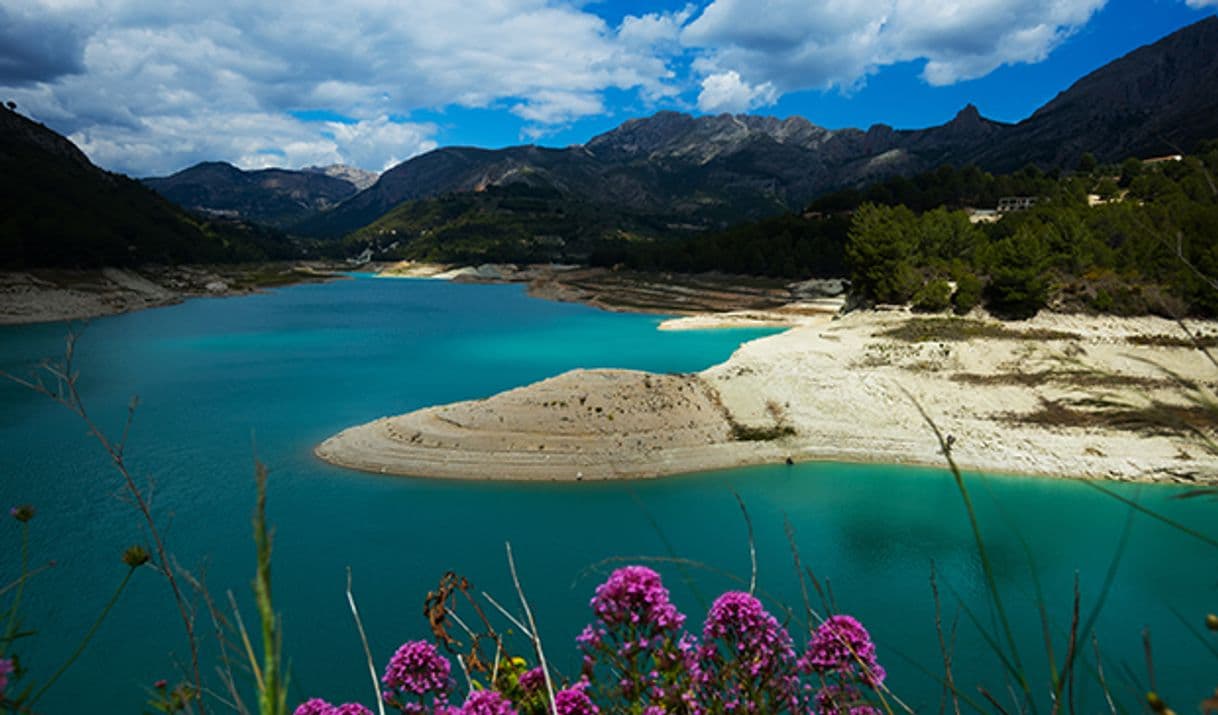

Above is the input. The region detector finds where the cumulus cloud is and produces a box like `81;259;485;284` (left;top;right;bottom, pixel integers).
696;71;778;113
682;0;1107;93
5;0;1203;174
0;0;683;174
66;110;438;177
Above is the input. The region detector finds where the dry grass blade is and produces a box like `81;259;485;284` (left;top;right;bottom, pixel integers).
732;492;757;596
929;563;961;715
900;385;1034;710
978;685;1014;715
480;591;532;640
1078;481;1218;549
1168;606;1218;660
505;542;557;715
783;517;814;631
1064;576;1080;715
1141;628;1156;694
347;568;386;715
228;591;265;693
456;654;473;697
1090;634;1118;715
0;563;56;598
629;488;707;611
181;568;251;715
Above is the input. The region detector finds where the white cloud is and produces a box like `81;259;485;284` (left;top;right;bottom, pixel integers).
4;0;1201;175
0;0;683;174
618;5;695;51
696;71;778;113
681;0;1108;93
66;110;437;177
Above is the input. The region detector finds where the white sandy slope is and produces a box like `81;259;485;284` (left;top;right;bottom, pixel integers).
316;311;1218;484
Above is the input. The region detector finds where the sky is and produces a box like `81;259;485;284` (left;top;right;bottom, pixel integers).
2;0;1216;177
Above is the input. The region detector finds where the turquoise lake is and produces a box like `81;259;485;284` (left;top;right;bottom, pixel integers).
1;276;1215;713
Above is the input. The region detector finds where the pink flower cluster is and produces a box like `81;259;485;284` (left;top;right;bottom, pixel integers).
381;641;453;714
588;566;685;632
293;699;373;715
457;689;517;715
802;615;886;687
294;567;887;715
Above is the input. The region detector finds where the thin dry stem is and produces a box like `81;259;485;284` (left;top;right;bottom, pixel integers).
347;568;386;715
732;492;757;596
505;542;557;715
229;590;265;693
1090;634;1117;715
782;518;814;632
930;563;961;715
481;591;533;640
456;654;474;697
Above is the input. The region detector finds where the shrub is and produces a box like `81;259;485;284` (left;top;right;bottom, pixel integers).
952;272;983;314
911;279;952;312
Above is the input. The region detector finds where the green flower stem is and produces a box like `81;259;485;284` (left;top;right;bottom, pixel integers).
2;523;31;656
28;566;136;706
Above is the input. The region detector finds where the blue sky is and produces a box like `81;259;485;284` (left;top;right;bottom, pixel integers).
1;0;1215;176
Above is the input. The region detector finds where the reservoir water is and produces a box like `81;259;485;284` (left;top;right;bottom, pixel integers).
1;276;1214;713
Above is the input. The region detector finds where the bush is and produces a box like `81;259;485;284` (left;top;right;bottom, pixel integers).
911;279;953;312
952;272;983;314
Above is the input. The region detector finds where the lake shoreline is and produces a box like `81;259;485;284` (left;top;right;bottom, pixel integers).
0;262;346;325
317;307;1218;486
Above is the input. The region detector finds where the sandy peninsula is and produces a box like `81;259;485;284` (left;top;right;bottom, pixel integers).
317;309;1218;484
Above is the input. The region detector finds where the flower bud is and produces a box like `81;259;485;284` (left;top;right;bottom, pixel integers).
10;505;35;522
123;545;151;568
1147;691;1167;713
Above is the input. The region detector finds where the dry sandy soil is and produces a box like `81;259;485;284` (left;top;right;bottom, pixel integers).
317;309;1218;484
0;264;339;325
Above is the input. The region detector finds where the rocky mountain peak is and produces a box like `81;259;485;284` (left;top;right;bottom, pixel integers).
303;164;380;191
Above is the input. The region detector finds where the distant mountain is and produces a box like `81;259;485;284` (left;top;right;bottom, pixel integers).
300;17;1218;243
143;161;363;228
303;164;379;191
0;105;296;267
297;106;1012;239
963;15;1218;169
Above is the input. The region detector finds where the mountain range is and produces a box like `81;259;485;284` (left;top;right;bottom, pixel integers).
5;16;1218;269
269;16;1218;241
142;161;375;228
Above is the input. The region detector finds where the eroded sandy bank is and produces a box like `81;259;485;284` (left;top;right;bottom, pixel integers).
0;264;340;325
317;310;1218;483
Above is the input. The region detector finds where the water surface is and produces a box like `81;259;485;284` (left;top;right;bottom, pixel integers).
1;277;1214;713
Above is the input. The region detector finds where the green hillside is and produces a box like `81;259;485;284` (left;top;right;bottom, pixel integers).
0;105;298;268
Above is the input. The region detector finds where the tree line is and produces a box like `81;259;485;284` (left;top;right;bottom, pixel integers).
600;144;1218;319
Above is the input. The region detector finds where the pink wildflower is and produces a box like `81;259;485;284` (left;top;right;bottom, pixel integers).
459;689;517;715
801;615;885;687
